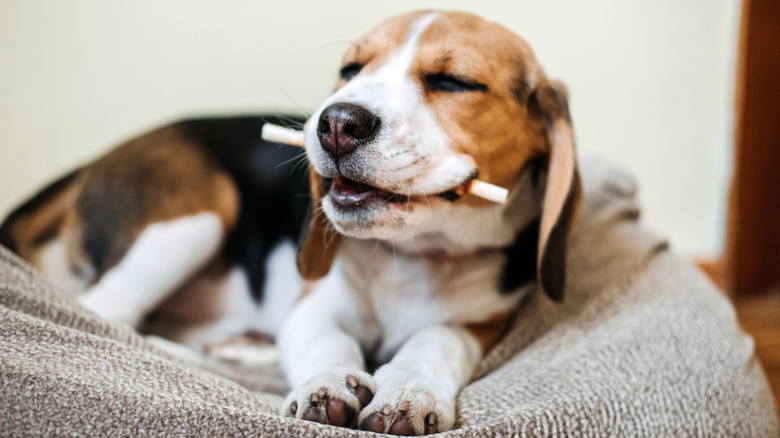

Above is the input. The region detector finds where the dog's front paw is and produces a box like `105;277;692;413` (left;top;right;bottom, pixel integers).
282;370;375;428
358;373;455;435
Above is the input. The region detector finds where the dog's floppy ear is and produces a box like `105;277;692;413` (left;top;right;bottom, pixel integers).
297;166;341;281
528;80;582;301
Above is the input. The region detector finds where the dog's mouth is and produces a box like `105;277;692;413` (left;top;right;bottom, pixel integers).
326;176;467;209
328;176;408;208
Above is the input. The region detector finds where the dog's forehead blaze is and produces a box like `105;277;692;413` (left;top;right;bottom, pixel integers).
338;10;431;86
414;13;546;201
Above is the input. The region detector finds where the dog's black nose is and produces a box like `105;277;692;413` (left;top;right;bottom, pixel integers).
317;103;380;159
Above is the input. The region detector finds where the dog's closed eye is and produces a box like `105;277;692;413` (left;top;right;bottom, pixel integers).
340;63;364;81
424;73;487;93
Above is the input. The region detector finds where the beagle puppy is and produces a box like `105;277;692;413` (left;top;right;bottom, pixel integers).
279;10;581;435
0;9;581;436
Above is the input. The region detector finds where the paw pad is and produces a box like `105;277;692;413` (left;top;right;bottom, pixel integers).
300;388;357;427
359;402;440;435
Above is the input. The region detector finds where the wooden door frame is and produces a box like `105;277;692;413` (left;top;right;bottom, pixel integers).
703;0;780;295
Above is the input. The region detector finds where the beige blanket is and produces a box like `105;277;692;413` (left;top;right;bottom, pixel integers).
1;161;777;437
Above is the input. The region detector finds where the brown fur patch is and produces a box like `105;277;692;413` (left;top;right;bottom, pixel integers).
463;311;515;354
75;124;239;276
11;175;83;262
412;14;582;300
411;12;548;206
297;168;341;282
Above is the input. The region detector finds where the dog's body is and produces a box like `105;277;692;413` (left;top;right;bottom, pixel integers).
1;10;581;435
0;116;310;346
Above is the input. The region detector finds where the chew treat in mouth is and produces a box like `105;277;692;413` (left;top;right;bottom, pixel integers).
261;123;509;204
261;123;305;147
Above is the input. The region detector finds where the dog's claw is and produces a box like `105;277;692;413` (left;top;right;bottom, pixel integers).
287;401;298;417
425;412;438;434
346;375;374;407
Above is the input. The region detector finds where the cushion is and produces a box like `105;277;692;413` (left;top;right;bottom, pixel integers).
1;161;777;436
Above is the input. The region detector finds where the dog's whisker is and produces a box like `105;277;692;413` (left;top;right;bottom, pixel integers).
324;226;338;249
367;238;382;260
275;150;309;170
391;238;398;272
422;191;431;210
268;81;312;121
262;115;306;131
316;38;361;53
290;154;312;174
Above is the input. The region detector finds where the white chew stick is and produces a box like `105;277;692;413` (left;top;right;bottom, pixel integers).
467;180;509;204
261;123;509;204
262;123;305;147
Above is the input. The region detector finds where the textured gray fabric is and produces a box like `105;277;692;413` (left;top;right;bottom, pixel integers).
1;161;777;437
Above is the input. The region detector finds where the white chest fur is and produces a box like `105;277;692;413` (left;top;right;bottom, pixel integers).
337;238;530;362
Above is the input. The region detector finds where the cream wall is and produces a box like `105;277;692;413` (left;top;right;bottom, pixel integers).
0;0;739;255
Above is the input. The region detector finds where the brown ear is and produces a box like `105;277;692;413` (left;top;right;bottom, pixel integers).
297;166;341;280
530;81;582;301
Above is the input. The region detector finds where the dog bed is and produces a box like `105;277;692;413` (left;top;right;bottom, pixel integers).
1;161;777;437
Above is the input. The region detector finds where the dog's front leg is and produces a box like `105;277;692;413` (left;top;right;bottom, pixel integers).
278;277;377;428
358;325;482;435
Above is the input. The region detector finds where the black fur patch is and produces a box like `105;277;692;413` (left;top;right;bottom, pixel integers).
178;115;310;301
77;178;132;274
497;156;547;294
498;219;540;294
321;177;333;194
528;82;571;124
295;198;316;274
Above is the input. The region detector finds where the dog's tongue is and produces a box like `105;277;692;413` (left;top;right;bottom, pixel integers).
331;177;396;206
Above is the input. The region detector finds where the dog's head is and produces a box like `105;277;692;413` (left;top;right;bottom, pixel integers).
298;10;581;301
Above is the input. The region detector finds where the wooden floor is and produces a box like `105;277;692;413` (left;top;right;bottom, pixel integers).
732;289;780;417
